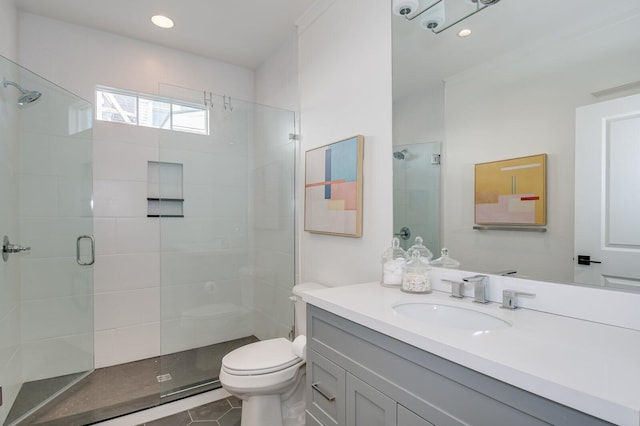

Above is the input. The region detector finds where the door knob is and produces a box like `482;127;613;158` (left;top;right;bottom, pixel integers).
577;255;602;265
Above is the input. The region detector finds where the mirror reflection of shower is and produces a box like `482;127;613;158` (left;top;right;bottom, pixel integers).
392;142;441;252
2;77;42;105
393;149;409;160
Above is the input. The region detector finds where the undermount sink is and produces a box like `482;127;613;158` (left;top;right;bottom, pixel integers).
392;302;511;331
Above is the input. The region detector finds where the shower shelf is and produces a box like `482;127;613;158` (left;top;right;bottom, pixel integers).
147;198;184;218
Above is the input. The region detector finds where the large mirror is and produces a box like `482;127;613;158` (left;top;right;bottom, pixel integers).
392;0;640;291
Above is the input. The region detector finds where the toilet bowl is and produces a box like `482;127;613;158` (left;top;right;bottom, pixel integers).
219;282;327;426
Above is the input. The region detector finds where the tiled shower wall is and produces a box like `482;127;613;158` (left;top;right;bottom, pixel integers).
0;62;22;422
92;104;295;367
92;122;162;367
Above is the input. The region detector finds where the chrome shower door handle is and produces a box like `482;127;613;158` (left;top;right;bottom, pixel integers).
76;235;95;266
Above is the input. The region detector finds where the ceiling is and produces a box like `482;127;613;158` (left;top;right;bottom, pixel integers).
392;0;640;100
16;0;316;69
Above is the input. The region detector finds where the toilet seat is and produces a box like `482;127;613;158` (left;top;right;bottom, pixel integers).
222;338;302;376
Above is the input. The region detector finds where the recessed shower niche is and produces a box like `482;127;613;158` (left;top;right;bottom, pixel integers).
147;161;184;217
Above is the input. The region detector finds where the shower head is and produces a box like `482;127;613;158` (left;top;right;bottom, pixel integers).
393;149;409;160
3;78;42;106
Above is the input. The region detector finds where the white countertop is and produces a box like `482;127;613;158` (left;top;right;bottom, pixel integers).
303;282;640;426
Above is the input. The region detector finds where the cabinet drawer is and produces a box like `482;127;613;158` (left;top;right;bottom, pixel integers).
307;349;346;426
398;405;433;426
347;373;396;426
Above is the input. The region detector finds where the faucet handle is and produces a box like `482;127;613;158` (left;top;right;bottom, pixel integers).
502;289;535;310
442;279;464;298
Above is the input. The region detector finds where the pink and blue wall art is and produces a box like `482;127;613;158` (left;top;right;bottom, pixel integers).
304;135;363;237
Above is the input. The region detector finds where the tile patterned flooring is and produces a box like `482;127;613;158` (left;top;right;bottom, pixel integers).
11;336;257;425
139;396;241;426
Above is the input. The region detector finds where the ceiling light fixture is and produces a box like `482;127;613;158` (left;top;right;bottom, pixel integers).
392;0;500;34
458;28;472;37
151;15;174;29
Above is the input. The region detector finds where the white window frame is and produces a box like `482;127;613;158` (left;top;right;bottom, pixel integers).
96;85;209;135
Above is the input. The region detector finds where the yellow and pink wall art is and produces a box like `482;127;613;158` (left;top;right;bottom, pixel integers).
475;154;547;226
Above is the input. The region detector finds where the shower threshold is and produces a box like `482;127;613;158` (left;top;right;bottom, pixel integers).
10;335;258;425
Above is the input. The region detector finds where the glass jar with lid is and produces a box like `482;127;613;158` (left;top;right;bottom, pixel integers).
430;248;461;268
381;237;406;287
406;236;433;263
401;251;431;293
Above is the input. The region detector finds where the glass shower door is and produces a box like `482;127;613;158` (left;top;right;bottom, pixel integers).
157;83;296;398
0;55;94;425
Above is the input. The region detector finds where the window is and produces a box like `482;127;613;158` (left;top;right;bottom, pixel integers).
96;86;209;135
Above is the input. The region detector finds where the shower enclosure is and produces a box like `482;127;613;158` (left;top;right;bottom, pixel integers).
0;55;94;425
156;84;296;398
393;142;441;254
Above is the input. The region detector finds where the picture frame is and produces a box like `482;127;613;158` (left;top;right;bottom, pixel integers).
304;135;364;237
475;154;547;226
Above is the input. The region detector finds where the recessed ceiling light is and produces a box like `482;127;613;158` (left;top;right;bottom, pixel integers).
458;28;472;37
151;15;174;29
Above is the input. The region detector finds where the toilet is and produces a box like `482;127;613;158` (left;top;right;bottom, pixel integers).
219;282;327;426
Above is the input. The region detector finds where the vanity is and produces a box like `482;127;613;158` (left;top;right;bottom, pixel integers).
302;280;640;426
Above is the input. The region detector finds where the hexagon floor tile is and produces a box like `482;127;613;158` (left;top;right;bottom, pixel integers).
140;396;241;426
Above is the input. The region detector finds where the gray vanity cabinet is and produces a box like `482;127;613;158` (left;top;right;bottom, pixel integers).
307;347;430;426
305;305;612;426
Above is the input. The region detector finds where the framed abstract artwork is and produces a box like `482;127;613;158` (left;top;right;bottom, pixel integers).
304;135;364;237
475;154;547;226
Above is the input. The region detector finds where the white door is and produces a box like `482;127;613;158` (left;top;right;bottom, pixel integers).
575;94;640;290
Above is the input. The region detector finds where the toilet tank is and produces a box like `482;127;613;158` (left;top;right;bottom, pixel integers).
291;282;328;337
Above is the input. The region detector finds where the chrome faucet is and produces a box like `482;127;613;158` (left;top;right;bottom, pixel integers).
501;289;536;310
463;275;489;304
442;279;464;298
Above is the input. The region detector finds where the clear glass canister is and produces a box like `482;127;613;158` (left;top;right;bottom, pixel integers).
381;237;406;287
430;248;461;268
402;251;431;293
406;236;433;262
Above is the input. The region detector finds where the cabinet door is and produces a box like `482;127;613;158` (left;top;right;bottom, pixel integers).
346;373;397;426
307;349;346;426
398;405;434;426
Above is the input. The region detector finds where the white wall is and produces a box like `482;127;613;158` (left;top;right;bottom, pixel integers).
0;0;17;60
298;0;394;286
18;12;255;367
252;31;299;338
18;13;253;103
392;83;444;145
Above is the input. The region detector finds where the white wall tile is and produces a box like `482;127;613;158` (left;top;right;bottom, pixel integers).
94;139;158;182
21;257;92;300
95;322;160;368
21;294;93;342
21;334;93;381
93;121;160;148
115;218;160;253
19;174;59;217
94;218;118;255
93;180;147;218
94;252;160;293
58;176;93;217
94;287;160;331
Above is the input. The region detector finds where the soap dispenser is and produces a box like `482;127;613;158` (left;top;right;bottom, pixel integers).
402;250;431;293
406;236;433;262
381;237;406;287
430;248;461;268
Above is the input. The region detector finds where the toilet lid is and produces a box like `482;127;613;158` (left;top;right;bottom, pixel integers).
222;338;302;376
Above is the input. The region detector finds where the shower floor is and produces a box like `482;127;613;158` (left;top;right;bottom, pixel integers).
10;336;258;426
